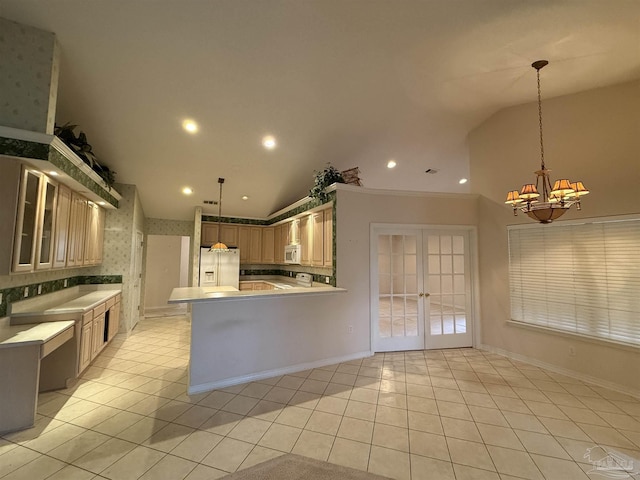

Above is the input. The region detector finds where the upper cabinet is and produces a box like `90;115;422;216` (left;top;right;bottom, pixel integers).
53;184;71;269
323;207;333;267
202;223;239;248
12;168;43;272
198;203;335;268
0;160;106;274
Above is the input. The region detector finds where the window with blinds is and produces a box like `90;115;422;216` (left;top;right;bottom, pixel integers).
508;217;640;346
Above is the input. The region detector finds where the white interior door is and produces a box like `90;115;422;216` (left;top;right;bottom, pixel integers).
424;231;473;349
372;227;474;352
131;230;144;329
372;231;425;352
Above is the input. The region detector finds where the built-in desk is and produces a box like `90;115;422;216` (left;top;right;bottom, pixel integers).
0;321;75;434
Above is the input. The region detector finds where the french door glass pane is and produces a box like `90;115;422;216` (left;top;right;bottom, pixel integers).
427;234;468;337
378;234;420;342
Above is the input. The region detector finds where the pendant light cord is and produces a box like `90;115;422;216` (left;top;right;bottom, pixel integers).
217;177;224;245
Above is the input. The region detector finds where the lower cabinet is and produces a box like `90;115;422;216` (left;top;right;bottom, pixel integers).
239;281;275;291
77;293;121;375
79;317;93;373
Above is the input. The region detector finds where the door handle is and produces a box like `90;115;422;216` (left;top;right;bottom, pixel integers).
419;293;424;297
419;293;430;298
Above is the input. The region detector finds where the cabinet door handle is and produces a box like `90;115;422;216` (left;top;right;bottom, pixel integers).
424;293;430;297
419;293;424;297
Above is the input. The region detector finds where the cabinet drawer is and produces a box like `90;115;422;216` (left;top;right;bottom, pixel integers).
106;297;115;309
82;311;93;325
93;303;106;317
41;324;74;358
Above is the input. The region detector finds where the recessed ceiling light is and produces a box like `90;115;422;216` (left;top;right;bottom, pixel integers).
459;178;468;184
242;195;249;201
97;201;106;206
48;171;59;176
182;187;193;195
262;135;277;150
182;119;199;134
387;160;397;169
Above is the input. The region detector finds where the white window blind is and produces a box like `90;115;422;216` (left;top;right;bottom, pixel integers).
508;218;640;346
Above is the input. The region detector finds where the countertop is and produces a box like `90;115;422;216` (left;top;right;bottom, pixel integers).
0;320;75;349
10;289;122;318
169;276;345;303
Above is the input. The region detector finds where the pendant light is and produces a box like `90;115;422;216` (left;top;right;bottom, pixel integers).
505;60;589;223
211;177;227;251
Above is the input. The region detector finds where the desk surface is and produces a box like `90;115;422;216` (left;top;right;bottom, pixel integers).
0;321;75;349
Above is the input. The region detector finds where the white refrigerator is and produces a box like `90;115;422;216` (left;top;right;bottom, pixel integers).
199;247;240;289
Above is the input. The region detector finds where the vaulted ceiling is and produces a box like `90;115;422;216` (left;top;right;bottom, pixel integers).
1;0;639;220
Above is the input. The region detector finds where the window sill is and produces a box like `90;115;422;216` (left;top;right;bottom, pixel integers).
507;320;640;353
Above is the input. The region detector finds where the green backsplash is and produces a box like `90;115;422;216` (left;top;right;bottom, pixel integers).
0;275;122;317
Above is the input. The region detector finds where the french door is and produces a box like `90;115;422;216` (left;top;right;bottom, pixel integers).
371;226;474;352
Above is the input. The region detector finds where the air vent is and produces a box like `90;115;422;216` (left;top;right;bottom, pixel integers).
203;200;218;205
425;168;439;174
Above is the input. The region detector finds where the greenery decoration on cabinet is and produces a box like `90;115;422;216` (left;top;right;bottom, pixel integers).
54;123;117;190
309;163;345;202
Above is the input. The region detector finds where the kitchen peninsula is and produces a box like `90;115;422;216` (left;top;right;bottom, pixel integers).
169;275;353;394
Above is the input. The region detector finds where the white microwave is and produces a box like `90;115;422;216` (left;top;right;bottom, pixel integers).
284;244;301;264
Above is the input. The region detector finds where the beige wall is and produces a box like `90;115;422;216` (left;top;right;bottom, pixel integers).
469;80;640;393
335;187;478;353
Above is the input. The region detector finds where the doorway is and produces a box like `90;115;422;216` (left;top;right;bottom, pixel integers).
144;235;191;317
371;225;476;352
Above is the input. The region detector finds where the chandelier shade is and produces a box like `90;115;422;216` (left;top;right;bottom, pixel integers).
505;60;589;223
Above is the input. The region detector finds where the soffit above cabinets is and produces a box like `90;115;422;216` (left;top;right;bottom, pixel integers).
0;125;121;209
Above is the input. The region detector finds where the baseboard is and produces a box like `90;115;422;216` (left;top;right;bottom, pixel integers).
478;343;640;400
188;350;374;395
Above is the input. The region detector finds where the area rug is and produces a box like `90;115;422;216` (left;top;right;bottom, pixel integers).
220;454;393;480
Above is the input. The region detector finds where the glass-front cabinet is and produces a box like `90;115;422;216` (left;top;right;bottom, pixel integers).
13;168;58;272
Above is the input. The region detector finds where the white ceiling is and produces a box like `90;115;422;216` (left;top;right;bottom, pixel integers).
1;0;639;220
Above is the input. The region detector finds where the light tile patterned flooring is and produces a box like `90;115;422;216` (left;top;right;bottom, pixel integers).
1;315;640;480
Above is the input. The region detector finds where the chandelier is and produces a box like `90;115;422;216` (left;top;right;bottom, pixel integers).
505;60;589;223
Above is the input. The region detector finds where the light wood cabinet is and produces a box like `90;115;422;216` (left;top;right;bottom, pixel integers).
202;223;239;247
274;223;286;264
311;211;324;266
202;223;218;246
107;298;121;341
91;312;106;358
77;294;121;374
238;226;251;263
106;294;121;341
66;192;87;268
53;184;71;268
79;321;93;373
299;215;312;266
289;219;300;245
83;202;104;265
240;281;275;291
262;227;275;264
1;162;105;273
13;168;58;272
323;207;333;267
35;175;58;270
249;227;262;263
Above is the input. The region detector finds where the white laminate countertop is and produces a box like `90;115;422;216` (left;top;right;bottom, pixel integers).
10;289;122;317
0;321;75;349
169;278;345;304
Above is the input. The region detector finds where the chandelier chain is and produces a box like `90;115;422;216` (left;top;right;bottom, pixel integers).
536;69;545;170
537;67;545;170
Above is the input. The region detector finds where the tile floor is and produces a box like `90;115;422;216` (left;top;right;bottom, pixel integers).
1;315;639;480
